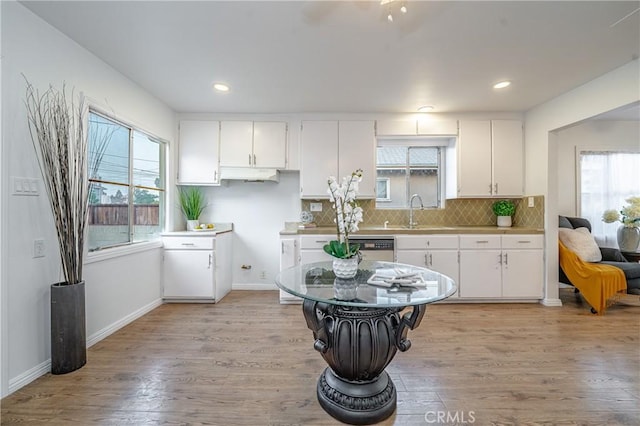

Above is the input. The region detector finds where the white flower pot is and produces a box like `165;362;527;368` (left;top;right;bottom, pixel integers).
332;257;358;279
186;220;200;231
497;216;512;227
617;226;640;252
334;278;358;300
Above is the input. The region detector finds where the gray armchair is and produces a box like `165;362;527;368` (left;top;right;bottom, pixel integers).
559;216;640;294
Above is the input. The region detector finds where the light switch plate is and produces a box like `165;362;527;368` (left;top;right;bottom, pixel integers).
310;202;323;212
528;196;535;208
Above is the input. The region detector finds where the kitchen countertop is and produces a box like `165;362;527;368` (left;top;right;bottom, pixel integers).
281;225;544;236
162;223;233;236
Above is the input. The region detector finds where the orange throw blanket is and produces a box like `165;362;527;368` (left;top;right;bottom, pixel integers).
559;241;627;315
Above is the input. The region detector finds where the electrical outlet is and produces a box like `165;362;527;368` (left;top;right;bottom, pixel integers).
34;239;45;258
259;271;267;279
310;202;323;212
528;196;535;208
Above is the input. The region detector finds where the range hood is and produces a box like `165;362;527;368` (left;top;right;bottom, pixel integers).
219;167;280;182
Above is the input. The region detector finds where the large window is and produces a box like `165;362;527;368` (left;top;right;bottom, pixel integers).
88;111;165;251
376;140;447;209
579;150;640;247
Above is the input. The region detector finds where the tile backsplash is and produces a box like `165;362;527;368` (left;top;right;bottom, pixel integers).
301;196;544;229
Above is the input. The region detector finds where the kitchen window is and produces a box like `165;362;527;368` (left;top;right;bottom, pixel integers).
88;111;166;251
376;139;448;209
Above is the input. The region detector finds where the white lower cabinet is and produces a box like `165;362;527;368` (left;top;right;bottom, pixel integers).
279;237;300;304
459;235;543;299
396;235;460;297
501;235;544;298
162;232;232;302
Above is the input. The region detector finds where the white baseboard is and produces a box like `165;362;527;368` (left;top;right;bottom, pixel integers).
8;298;162;396
542;298;563;307
232;283;278;291
8;359;50;395
87;298;162;347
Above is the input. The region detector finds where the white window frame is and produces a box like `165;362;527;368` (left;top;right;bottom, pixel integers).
87;108;167;254
376;177;391;202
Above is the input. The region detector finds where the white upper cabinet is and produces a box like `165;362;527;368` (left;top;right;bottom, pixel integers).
219;121;253;167
300;120;375;199
457;120;523;197
220;121;287;169
377;119;458;136
300;121;338;198
338;121;376;198
253;122;287;168
458;120;493;197
376;120;417;136
178;120;220;185
417;119;458;135
491;120;524;197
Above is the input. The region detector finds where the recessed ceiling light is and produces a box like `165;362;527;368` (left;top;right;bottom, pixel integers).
213;83;230;92
417;106;434;112
493;81;511;89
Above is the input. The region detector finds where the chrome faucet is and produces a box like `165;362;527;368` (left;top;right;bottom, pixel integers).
408;194;424;229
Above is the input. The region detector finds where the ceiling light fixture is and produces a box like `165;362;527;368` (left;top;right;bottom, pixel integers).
493;81;511;89
417;106;434;112
387;13;393;22
213;83;230;92
401;3;407;13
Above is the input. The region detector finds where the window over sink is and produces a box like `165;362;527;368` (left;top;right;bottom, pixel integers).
376;138;452;209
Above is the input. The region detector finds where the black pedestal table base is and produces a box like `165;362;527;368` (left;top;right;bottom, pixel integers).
303;299;426;425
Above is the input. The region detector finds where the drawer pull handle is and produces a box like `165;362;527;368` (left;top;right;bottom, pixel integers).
315;240;328;244
517;240;531;243
476;240;489;244
181;243;195;246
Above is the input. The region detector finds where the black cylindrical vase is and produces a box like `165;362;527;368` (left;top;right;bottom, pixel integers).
51;281;87;374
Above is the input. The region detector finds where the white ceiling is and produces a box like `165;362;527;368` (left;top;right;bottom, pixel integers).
21;1;640;116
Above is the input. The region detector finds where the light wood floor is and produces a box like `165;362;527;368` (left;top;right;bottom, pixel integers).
2;289;639;425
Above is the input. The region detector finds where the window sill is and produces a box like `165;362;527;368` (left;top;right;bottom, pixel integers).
85;240;163;264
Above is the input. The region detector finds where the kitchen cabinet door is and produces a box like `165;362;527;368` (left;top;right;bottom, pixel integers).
492;120;523;196
178;120;220;185
163;250;215;298
300;121;338;198
219;121;254;167
376;119;417;136
502;249;544;298
428;251;459;296
457;120;492;197
417;119;458;136
253;122;287;168
397;249;459;297
338;121;376;198
459;249;502;298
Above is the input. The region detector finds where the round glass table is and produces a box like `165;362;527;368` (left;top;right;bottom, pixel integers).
276;260;456;425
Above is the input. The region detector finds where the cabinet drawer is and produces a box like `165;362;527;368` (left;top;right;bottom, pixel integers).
459;235;501;249
162;236;216;250
501;235;543;249
396;235;458;250
299;235;333;249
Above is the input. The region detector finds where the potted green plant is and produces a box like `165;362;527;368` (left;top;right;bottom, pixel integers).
25;81;110;374
492;199;516;227
179;186;206;231
324;169;364;278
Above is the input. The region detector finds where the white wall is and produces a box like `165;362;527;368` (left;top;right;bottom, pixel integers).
524;59;640;306
1;2;175;396
200;172;301;288
556;120;640;216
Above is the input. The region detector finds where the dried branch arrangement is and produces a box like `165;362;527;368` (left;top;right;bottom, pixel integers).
25;80;108;285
